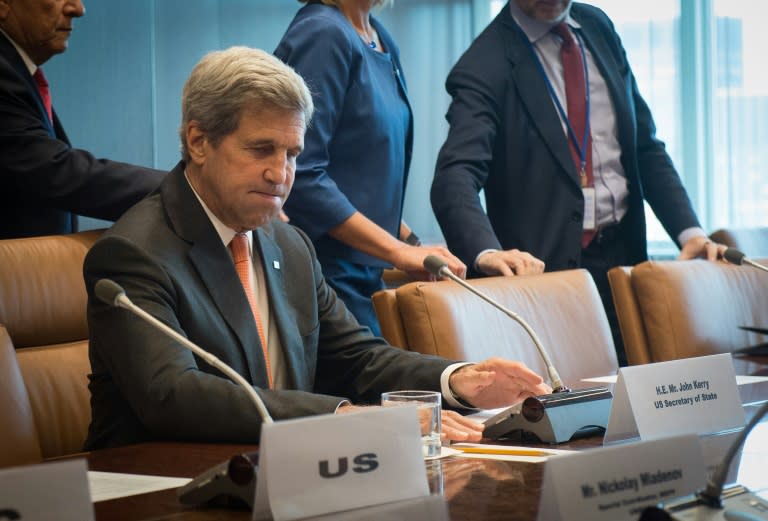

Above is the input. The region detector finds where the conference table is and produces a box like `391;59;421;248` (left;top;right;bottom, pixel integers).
79;371;768;521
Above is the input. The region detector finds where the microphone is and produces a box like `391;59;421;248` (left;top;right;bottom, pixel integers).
639;400;768;521
723;248;768;274
94;278;271;509
422;256;612;444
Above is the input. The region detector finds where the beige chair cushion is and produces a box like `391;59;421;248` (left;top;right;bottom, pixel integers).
0;230;101;348
16;341;92;459
381;270;617;386
619;260;768;364
0;230;101;459
0;326;42;467
607;266;652;365
371;289;408;349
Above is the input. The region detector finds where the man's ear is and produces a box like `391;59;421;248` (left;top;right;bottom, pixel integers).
185;121;207;166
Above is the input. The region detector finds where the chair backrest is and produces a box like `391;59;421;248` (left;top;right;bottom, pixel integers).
606;267;652;366
0;326;42;468
0;230;102;458
710;227;768;258
608;260;768;366
373;269;618;386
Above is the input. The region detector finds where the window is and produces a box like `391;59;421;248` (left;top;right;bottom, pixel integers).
711;0;768;228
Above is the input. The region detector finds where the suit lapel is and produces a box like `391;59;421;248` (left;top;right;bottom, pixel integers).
163;165;264;384
254;226;307;390
502;14;580;187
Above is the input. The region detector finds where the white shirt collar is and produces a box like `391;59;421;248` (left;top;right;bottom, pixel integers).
508;1;580;43
183;169;252;252
0;28;38;75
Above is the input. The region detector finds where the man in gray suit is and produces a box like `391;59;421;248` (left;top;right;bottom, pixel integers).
83;46;550;450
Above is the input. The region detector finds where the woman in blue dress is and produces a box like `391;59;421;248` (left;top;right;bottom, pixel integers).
275;0;466;336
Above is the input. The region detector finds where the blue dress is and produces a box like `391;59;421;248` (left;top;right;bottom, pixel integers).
275;3;413;336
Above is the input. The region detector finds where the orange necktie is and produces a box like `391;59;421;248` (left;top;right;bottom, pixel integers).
33;68;53;124
229;233;272;388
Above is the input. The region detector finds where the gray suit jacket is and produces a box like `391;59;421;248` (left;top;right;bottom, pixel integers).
83;162;450;449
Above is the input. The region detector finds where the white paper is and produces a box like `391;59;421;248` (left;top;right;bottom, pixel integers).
255;407;428;521
87;471;191;502
538;434;705;521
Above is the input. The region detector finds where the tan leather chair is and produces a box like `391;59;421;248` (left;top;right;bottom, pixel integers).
710;227;768;258
382;268;411;289
0;326;42;468
373;269;618;386
0;230;102;459
608;260;768;368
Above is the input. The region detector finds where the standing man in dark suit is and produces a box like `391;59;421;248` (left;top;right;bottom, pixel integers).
431;0;725;364
0;0;163;239
83;46;551;449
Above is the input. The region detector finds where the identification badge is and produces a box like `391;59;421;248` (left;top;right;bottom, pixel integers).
582;187;596;230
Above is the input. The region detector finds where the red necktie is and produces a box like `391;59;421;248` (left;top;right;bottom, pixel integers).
33;68;53;124
552;23;595;248
229;233;273;388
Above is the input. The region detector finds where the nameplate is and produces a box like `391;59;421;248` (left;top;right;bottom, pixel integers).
0;459;93;521
253;406;428;521
604;353;745;443
537;434;704;521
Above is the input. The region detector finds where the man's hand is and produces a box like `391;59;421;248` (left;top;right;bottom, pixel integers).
449;358;552;410
477;249;545;277
678;236;726;261
441;410;484;442
390;244;467;281
336;403;485;442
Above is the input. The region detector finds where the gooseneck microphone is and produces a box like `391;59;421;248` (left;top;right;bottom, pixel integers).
723;248;768;274
423;255;567;392
640;400;768;521
94;279;273;425
422;256;613;444
95;279;271;509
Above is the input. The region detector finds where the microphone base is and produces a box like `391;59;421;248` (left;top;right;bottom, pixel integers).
482;387;612;444
641;485;768;520
177;452;258;509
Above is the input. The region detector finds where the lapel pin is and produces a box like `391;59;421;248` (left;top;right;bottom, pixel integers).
273;260;280;270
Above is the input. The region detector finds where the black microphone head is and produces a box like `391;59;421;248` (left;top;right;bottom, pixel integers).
423;255;449;276
94;279;126;307
723;248;746;265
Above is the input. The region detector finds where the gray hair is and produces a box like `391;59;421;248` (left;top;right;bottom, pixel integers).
297;0;393;7
180;46;314;162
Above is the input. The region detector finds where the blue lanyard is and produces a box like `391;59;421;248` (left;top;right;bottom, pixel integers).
520;26;591;177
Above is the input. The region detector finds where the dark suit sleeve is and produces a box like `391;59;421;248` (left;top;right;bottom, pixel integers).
431;34;507;267
0;52;163;223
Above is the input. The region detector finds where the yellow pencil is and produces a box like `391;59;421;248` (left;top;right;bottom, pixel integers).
453;446;550;457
